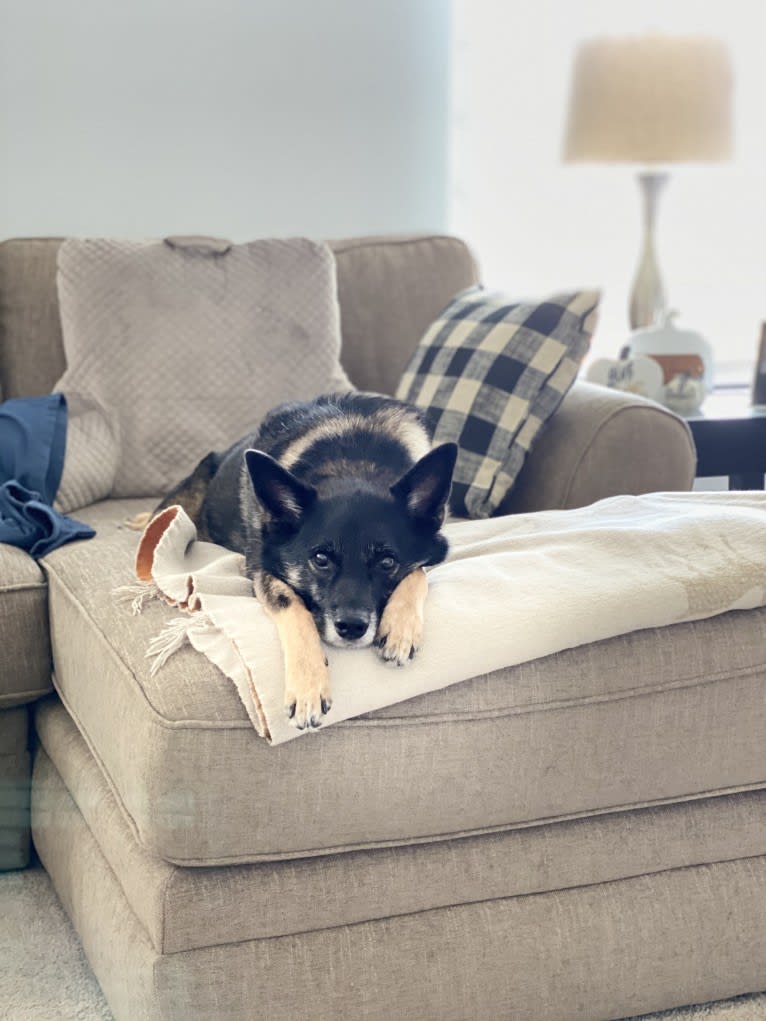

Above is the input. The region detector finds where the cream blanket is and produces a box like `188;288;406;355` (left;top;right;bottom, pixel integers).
126;491;766;745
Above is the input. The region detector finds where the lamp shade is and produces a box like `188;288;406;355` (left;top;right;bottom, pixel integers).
563;34;733;163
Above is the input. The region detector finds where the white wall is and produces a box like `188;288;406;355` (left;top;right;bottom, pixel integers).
451;0;766;381
0;0;450;240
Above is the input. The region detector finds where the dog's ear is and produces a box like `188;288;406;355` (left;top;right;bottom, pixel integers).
244;449;316;526
391;442;457;527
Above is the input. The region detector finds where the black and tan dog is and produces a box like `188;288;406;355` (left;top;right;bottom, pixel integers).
157;393;457;730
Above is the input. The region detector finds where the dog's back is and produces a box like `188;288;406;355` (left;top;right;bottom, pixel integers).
162;393;435;563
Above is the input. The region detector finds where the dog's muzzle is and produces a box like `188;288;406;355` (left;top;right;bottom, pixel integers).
322;611;377;648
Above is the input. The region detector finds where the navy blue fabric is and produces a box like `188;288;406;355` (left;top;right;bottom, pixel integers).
0;394;95;558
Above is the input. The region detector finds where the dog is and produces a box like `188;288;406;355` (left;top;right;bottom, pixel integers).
156;392;457;730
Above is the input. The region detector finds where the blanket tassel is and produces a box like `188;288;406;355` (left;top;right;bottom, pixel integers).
146;614;217;676
113;581;161;616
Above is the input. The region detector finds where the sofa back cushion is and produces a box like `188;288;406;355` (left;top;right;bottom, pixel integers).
54;236;352;502
0;234;479;402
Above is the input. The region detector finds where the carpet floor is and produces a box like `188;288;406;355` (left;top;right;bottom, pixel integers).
1;866;765;1021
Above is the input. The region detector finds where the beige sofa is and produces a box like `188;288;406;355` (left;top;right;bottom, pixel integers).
1;234;765;1021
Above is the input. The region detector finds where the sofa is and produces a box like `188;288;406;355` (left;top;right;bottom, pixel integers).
1;233;765;1021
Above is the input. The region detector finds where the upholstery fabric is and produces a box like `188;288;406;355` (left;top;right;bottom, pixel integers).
0;705;28;756
0;706;31;869
0;543;52;706
330;235;481;394
32;752;766;1021
34;698;766;955
0;239;67;400
54;236;352;503
397;287;599;517
40;498;766;865
54;392;120;515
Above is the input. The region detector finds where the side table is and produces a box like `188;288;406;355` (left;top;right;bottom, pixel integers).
686;388;766;490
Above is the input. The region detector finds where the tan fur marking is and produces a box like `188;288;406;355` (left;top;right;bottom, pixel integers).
376;567;428;666
388;415;432;463
255;574;331;729
280;405;432;472
314;458;381;480
280;415;366;470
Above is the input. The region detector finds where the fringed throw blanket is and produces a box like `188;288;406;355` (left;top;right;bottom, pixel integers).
124;491;766;745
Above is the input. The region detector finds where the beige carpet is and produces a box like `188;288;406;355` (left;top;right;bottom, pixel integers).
1;866;765;1021
1;867;112;1020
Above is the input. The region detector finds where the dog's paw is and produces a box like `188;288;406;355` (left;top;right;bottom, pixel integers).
374;605;423;667
284;659;332;731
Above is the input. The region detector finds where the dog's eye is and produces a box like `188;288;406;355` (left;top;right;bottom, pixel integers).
378;555;398;572
311;551;331;570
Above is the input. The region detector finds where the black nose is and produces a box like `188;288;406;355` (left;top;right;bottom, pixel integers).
334;614;369;641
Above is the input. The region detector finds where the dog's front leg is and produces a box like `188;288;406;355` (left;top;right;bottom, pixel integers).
255;573;331;730
375;567;428;667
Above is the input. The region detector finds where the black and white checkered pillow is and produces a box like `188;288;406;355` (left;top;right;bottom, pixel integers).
396;287;600;518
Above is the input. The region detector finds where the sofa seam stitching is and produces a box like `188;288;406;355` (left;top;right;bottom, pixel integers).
0;582;47;593
159;865;175;956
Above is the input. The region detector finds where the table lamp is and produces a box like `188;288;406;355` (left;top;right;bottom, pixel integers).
562;34;733;330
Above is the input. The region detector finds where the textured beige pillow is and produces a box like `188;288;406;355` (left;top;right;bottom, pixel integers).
54;391;120;514
54;236;352;507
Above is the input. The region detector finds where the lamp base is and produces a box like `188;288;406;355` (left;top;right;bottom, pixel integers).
629;171;668;330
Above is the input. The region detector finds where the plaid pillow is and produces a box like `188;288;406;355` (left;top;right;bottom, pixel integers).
396;287;600;518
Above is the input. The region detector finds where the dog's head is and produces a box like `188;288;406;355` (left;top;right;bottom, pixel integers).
245;443;457;648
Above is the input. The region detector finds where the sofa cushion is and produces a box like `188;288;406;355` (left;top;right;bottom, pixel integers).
54;236;352;505
396;287;599;517
40;498;766;865
0;544;52;707
33;697;766;954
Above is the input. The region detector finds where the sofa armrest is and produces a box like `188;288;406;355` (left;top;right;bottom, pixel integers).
496;381;697;515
